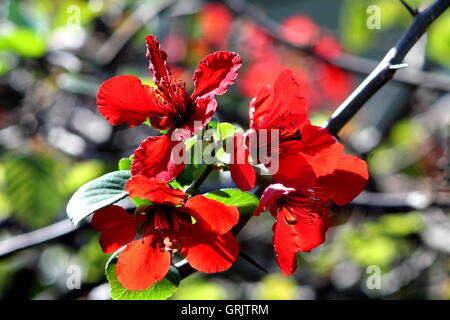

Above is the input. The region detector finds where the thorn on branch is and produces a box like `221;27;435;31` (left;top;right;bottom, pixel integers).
400;0;419;16
389;63;409;70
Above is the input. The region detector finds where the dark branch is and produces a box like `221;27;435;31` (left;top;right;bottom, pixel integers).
347;191;450;212
324;0;450;135
0;219;88;259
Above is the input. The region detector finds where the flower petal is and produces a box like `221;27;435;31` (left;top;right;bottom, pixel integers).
92;205;140;254
249;85;272;130
272;146;317;190
317;154;368;205
272;211;300;275
131;134;185;182
262;69;310;131
191;95;218;130
229;133;255;191
254;183;295;216
146;35;171;83
273;207;329;275
191;51;242;99
184;195;239;234
180;225;239;273
299;125;336;155
126;175;186;205
97;75;156;127
303;142;344;178
116;235;171;290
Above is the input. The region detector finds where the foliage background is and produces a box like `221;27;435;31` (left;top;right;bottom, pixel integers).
0;0;449;300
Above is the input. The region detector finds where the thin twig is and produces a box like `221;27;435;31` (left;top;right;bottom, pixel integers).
400;0;420;16
0;219;88;259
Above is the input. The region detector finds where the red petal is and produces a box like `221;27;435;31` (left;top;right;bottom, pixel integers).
272;146;317;190
116;235;171;290
272;211;299;275
190;95;218;130
300;125;336;155
126;175;186;205
146;35;171;83
184;195;239;234
97;75;156;127
249;85;272;130
254;183;295;216
131;135;185;181
273;208;329;275
92;205;139;254
229;133;255;191
191;51;242;99
303;142;344;178
263;69;309;131
317;154;368;205
180;225;239;273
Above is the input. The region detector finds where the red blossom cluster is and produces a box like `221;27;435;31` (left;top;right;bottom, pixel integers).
90;32;367;290
230;70;368;274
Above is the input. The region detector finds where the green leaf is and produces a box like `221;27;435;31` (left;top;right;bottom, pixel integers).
66;170;131;225
1;152;64;228
204;189;259;215
216;122;236;141
118;157;132;171
106;262;180;300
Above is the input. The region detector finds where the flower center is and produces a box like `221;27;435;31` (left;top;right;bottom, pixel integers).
140;204;191;251
280;188;330;225
153;77;192;127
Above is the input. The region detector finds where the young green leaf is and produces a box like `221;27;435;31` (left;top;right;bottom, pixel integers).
118;158;132;171
66;170;131;225
204;189;259;215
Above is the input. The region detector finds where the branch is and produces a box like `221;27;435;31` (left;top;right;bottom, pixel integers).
347;191;450;212
0;219;88;259
223;0;450;92
185;164;215;194
324;0;450;135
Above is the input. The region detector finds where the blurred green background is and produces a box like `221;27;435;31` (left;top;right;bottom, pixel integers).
0;0;449;300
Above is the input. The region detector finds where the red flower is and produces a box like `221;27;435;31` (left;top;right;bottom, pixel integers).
254;154;368;275
92;175;240;290
280;15;319;46
198;2;232;49
230;69;353;191
97;35;242;181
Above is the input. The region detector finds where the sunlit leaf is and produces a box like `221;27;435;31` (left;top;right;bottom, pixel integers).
118;158;132;171
204;189;259;215
66;170;131;225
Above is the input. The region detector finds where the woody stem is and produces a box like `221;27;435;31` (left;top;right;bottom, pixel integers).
185;164;215;195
